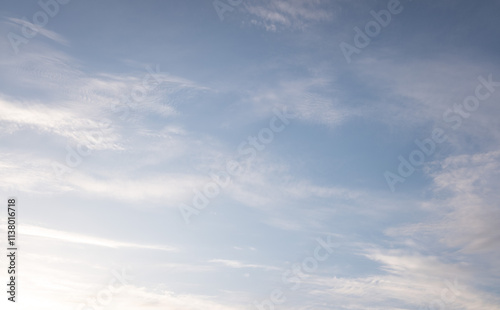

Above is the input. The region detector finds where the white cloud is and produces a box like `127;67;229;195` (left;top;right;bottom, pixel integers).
388;150;500;256
13;223;178;251
5;17;70;46
65;171;207;205
249;79;351;127
96;285;239;310
244;0;335;31
0;96;122;150
208;259;279;271
297;247;500;310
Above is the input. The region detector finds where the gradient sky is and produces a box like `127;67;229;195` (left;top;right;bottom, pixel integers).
1;0;500;309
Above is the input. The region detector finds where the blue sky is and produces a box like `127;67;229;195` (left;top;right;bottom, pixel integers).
1;0;500;309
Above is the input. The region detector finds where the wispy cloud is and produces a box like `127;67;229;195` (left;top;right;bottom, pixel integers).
16;224;178;251
4;17;70;46
295;246;500;309
0;96;122;150
248;79;352;127
244;0;335;31
389;150;500;259
208;259;279;271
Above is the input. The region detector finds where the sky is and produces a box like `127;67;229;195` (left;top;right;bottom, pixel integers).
1;0;500;309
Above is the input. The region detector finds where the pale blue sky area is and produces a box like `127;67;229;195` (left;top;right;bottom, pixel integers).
1;0;500;309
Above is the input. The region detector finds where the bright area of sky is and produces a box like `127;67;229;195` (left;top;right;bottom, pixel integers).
0;0;500;309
